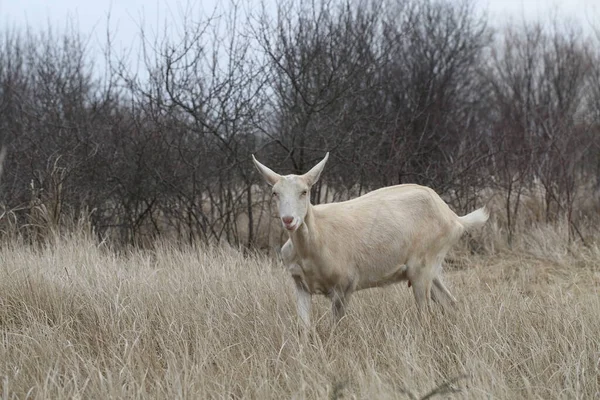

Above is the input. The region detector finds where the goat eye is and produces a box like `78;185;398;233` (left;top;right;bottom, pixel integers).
301;190;308;196
272;192;278;197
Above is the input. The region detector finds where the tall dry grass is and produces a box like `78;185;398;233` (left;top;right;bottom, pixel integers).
1;219;599;399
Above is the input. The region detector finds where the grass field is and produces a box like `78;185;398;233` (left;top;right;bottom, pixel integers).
1;225;599;399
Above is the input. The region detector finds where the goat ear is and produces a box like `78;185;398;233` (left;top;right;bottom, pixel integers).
303;152;329;186
252;155;282;186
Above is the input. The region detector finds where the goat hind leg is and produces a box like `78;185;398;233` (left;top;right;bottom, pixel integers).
408;266;433;313
432;276;457;306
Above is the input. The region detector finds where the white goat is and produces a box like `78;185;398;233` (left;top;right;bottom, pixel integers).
252;152;488;326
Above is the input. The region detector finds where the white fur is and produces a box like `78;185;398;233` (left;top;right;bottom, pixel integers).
253;153;489;327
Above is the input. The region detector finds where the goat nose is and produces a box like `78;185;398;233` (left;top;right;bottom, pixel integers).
282;216;294;225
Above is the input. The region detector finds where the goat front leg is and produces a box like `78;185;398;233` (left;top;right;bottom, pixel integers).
281;241;311;329
330;287;353;324
293;275;312;328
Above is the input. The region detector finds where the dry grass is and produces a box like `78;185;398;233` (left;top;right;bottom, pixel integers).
1;227;599;399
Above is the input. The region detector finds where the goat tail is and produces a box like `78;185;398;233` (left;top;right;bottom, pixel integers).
458;207;489;231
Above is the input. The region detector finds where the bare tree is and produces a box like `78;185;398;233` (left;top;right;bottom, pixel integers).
484;21;594;243
0;0;597;248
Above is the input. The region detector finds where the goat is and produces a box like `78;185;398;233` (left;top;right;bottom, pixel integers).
252;152;489;327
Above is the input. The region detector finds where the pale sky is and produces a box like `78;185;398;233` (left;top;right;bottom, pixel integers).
1;0;597;39
0;0;598;76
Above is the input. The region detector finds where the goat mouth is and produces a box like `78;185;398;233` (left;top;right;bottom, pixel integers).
283;220;298;231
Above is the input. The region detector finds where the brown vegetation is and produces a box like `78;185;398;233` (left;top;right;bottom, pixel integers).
0;212;598;398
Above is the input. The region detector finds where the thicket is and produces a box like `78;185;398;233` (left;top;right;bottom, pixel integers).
0;0;598;249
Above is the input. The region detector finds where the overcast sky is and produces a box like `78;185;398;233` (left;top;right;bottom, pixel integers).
1;0;598;75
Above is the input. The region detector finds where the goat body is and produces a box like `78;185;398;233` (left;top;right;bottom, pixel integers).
253;153;488;326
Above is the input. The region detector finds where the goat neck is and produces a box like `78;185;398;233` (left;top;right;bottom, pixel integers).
289;202;319;257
